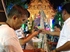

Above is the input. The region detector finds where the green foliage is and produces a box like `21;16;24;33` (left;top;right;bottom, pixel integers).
54;12;64;26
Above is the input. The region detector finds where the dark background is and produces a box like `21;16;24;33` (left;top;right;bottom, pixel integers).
5;0;65;10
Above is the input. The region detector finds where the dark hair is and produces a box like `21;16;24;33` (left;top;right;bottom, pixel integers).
62;3;70;14
0;12;7;22
7;5;30;18
54;24;62;30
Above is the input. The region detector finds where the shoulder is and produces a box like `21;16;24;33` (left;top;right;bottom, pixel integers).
1;25;15;33
0;25;16;38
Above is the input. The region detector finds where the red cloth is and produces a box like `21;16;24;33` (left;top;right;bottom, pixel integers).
23;49;41;52
23;49;34;52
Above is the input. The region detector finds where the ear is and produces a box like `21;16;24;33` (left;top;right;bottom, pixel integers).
63;10;67;14
12;15;17;20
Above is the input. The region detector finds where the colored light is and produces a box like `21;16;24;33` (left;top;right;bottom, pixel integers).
57;6;62;12
22;24;25;28
24;4;28;9
59;18;61;20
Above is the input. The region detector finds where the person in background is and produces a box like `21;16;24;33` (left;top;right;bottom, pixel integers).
51;3;70;52
15;27;35;49
42;24;61;36
42;24;61;50
0;5;41;52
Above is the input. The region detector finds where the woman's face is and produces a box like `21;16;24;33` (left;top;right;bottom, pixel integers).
54;26;60;32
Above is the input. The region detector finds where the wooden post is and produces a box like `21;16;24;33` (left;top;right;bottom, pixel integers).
1;0;7;18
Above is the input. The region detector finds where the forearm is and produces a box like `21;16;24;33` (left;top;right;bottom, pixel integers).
47;31;60;36
19;34;34;45
19;30;41;45
51;32;60;36
55;41;70;52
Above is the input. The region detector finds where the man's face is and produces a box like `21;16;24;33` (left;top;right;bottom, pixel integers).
62;10;66;21
14;15;27;30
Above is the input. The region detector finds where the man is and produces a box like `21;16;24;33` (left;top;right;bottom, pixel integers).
0;5;41;52
0;11;7;52
52;3;70;52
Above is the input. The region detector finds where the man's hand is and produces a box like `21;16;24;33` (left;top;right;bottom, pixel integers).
31;29;42;36
41;29;50;34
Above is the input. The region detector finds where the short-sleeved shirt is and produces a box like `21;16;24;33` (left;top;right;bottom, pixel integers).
56;18;70;52
0;24;23;52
